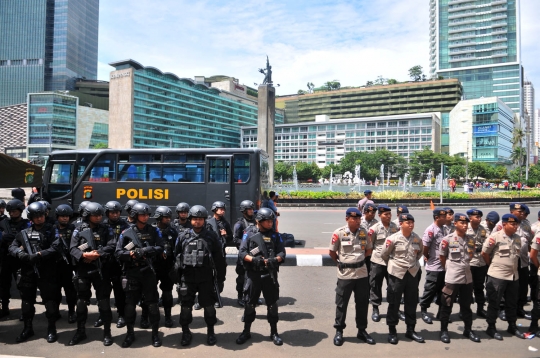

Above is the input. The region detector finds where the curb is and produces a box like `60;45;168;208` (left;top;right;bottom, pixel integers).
225;254;335;267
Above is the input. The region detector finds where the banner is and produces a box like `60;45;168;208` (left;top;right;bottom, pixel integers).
473;124;497;134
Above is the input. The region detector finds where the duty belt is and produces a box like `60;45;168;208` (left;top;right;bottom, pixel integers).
338;260;365;270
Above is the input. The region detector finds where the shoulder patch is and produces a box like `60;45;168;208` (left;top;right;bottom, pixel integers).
242;233;248;241
386;239;392;248
368;229;374;236
489;237;495;246
428;231;433;238
441;239;448;249
332;233;339;245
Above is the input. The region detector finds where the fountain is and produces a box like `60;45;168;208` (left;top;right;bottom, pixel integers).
425;170;433;191
329;168;333;191
380;164;385;191
292;165;299;192
280;176;283;186
403;173;409;191
354;165;361;192
387;168;391;187
435;173;441;191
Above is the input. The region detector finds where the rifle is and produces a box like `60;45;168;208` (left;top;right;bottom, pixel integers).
249;233;279;288
78;229;103;279
55;228;70;265
122;228;155;274
20;230;40;278
196;234;223;308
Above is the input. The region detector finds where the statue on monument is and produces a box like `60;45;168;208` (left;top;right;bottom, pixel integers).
258;56;272;85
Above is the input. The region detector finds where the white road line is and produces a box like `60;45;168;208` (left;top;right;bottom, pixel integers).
296;254;323;266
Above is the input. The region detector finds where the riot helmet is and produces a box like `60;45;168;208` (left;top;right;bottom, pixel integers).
240;200;255;212
211;201;226;212
104;201;123;215
175;202;190;213
55;204;74;217
129;203;151;218
255;207;275;222
154;206;173;219
78;201;90;215
124;200;139;213
6;199;25;213
188;205;208;219
82;202;104;218
27;202;47;220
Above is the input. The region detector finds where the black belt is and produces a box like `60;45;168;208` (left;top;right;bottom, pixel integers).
338;261;365;270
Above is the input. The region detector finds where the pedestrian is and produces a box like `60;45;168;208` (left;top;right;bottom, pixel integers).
381;213;424;344
11;187;26;204
236;207;286;346
438;213;481;343
481;214;525;340
266;191;280;230
357;190;373;212
466;208;488;317
174;205;226;346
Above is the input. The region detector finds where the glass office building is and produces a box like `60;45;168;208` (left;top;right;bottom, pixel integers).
109;60;284;149
0;0;99;107
429;0;522;114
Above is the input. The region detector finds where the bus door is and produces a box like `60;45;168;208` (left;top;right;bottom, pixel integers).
206;155;235;223
46;160;76;208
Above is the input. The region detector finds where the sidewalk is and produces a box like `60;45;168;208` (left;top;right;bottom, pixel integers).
0;187;32;201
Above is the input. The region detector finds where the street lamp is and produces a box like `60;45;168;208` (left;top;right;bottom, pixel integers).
465;140;469;183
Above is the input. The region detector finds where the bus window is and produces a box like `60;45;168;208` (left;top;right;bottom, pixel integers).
84;154;116;182
128;154;161;162
234;154;250;183
208;158;230;183
117;164;162;182
163;164;205;182
48;162;73;198
76;154;96;182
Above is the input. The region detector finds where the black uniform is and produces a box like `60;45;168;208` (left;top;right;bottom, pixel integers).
115;224;164;328
9;223;60;335
175;227;226;327
103;217;129;320
0;218;30;312
70;223;115;327
239;228;286;330
233;216;257;299
174;219;192;231
207;216;234;250
152;222;178;321
52;222;77;316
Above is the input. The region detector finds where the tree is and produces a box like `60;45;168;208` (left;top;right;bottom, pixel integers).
323;80;341;91
448;165;465;180
365;80;374;87
387;78;398;85
408;148;466;181
297;89;307;95
274;161;293;181
321;163;340;179
307;82;315;93
408;65;424;82
295;162;321;181
92;142;108;149
374;76;386;86
492;165;508;180
338;149;407;182
468;162;491;180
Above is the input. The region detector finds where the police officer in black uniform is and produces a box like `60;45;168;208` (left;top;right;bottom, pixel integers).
115;203;165;348
233;200;257;306
236;207;286;346
173;205;226;346
123;200;139;226
0;199;30;318
174;202;191;230
69;202;116;346
102;201;129;329
53;204;77;324
39;200;56;226
0;200;7;221
73;201;91;229
207;201;234;249
9;202;60;343
152;206;178;327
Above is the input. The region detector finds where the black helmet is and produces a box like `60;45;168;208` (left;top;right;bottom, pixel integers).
38;200;51;211
256;207;275;222
82;202;104;218
154;206;173;219
188;205;208;219
104;201;123;214
55;204;74;217
129;203;151;218
175;202;190;213
78;201;90;214
27;202;47;220
0;199;6;208
6;199;25;213
211;201;226;212
240;200;255;212
124;200;139;213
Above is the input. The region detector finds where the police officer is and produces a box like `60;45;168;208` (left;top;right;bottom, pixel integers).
102;201;129;329
73;201;91;229
123;200;139;226
419;208;447;324
361;203;378;230
53;204;77;324
357;190;373;212
0;200;7;221
0;199;30;318
174;205;226;346
482;212;500;237
152;206;178;328
207;201;233;250
39;200;56;226
531;210;540;235
438;213;480;343
526;229;540;337
392;205;408;226
329;208;375;346
236;207;286;346
481;213;525;340
115;203;164;348
443;207;455;235
381;213;424;344
9;202;60;343
174;202;191;230
368;204;399;322
233;200;257;306
467;208;489;317
69;202;115;346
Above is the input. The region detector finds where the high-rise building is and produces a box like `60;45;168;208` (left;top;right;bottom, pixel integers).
429;0;522;114
0;0;99;107
523;80;535;158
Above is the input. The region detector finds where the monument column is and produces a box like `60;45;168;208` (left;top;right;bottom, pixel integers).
257;84;275;185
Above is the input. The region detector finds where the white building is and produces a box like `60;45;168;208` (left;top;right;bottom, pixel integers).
523;80;535;158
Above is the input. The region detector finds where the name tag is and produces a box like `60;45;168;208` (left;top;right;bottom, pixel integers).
342;241;352;247
263;236;271;242
412;244;420;250
450;248;460;253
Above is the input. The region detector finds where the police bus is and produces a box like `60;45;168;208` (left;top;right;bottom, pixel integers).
43;148;270;223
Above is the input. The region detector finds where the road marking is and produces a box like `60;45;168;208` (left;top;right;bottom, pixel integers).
296;254;323;266
322;232;334;234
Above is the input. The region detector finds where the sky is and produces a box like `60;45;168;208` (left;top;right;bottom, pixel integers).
97;0;540;107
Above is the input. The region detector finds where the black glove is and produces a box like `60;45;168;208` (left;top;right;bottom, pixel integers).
17;251;29;262
218;281;224;293
133;248;145;259
267;257;279;269
142;246;153;255
476;247;482;253
251;256;264;269
29;253;41;264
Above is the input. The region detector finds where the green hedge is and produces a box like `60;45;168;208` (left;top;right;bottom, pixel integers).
280;190;540;200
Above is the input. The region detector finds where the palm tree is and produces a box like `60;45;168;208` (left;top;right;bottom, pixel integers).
510;146;526;185
511;123;526;185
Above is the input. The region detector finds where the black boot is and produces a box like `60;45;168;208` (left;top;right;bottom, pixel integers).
517;307;532;320
236;330;251;344
421;308;432;324
405;325;424;343
237;295;246;307
371;305;380;322
507;322;525;339
16;319;34;343
476;305;487;318
181;326;193;346
357;329;375;345
152;323;162;347
164;306;173;328
486;324;503;340
47;322;58;343
333;329;344;346
270;323;283;346
499;310;507;321
69;321;87;345
122;324;136;348
463;326;481;343
117;315;126;328
387;325;398;345
440;321;450;344
398;310;406;321
94;315;104;327
103;322;113;346
207;326;217;346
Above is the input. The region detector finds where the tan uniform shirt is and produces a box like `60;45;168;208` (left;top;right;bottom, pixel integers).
330;225;372;280
392;218;401;227
482;230;521;281
381;231;423;279
440;232;475;284
467;223;488;267
368;221;400;266
443;223;456;236
361;218;378;231
531;232;540;263
531;220;540;236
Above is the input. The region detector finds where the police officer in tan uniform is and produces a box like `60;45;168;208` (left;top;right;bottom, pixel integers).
438;213;480;343
392;206;408;227
381;213;424;345
481;213;525;340
467;208;489;317
368;204;399;322
443;207;455;236
525;230;540;337
361;203;378;274
329;208;375;346
481;211;500;236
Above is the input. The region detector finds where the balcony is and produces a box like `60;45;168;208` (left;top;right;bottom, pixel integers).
449;11;475;19
448;32;476;40
450;47;476;55
449;3;475;12
491;6;507;13
449;25;476;34
449;0;475;5
491;0;507;5
450;18;476;26
492;36;507;42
